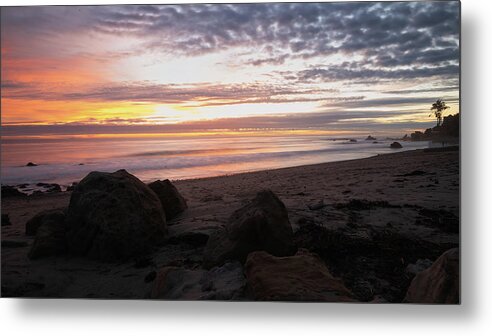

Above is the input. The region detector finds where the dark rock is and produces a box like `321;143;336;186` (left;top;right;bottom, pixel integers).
150;262;246;300
46;184;61;193
25;208;66;236
390;142;403;149
245;249;355;302
2;240;29;248
308;200;325;210
349;139;357;143
28;217;66;259
366;135;376;141
203;190;296;269
26;162;38;167
405;259;433;276
404;248;459;303
66;182;78;191
1;185;26;198
1;214;12;226
65;169;167;261
148;179;187;220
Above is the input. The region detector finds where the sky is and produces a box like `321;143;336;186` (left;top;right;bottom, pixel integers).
1;1;460;137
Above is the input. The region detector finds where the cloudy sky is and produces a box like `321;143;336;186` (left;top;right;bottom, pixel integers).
1;1;460;136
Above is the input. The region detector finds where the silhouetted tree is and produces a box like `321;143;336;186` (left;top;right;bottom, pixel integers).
430;99;450;127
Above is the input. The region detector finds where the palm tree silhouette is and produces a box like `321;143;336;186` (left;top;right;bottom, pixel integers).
430;99;450;127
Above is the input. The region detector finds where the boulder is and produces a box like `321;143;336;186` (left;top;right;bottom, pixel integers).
26;208;66;236
366;135;376;141
1;214;11;226
245;249;355;302
390;141;403;149
28;217;66;259
203;190;296;268
1;185;26;198
148;179;187;220
65;170;167;261
404;248;459;303
150;262;246;300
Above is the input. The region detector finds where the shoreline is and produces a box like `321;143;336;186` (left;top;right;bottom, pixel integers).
1;148;459;301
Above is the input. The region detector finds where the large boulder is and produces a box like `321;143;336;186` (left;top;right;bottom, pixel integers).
203;190;296;268
404;248;459;303
245;249;355;302
26;208;66;236
150;262;246;300
148;179;187;220
28;216;66;259
65;170;167;261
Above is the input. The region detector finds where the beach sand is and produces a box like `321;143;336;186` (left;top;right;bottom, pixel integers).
1;148;459;301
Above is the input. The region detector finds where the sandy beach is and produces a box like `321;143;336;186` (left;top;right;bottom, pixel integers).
1;148;459;301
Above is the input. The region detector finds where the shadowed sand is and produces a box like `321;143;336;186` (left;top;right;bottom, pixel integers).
1;148;459;301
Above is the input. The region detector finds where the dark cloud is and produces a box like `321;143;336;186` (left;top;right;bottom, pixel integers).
1;80;339;106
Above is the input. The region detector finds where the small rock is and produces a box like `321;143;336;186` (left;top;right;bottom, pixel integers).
366;135;376;141
308;200;325;210
25;208;66;236
28;218;66;259
148;179;188;220
1;186;26;198
26;162;38;167
390;142;403;149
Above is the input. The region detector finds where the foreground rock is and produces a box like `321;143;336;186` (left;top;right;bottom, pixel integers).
203;190;296;268
25;208;66;236
390;141;403;149
148;179;187;220
245;249;355;302
150;262;246;300
65;170;167;261
404;248;459;303
29;216;66;259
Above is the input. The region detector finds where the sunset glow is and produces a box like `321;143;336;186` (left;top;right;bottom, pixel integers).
1;2;460;136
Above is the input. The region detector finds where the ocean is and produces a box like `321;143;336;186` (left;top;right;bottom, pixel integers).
1;133;430;193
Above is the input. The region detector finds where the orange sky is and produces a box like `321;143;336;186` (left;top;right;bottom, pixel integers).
1;3;460;133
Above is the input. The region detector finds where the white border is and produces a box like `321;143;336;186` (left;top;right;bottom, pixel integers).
1;0;492;335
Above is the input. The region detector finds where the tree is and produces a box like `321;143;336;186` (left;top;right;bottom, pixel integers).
430;99;450;127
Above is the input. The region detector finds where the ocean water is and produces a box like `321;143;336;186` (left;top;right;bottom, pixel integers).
1;134;430;192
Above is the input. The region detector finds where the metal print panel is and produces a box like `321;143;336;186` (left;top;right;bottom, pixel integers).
0;1;460;303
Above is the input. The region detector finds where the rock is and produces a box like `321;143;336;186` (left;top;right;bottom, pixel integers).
46;184;61;193
349;139;357;143
404;248;459;303
366;135;376;141
25;208;66;236
390;141;403;149
148;179;187;220
150;262;246;300
65;169;167;261
308;200;325;210
1;185;26;198
1;214;11;226
245;249;355;302
26;162;38;167
66;182;78;191
405;258;433;276
28;216;66;259
203;190;296;268
2;240;29;248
